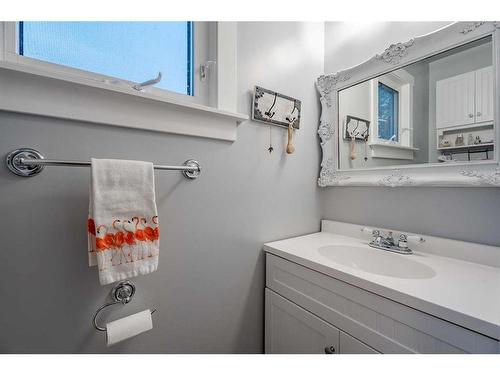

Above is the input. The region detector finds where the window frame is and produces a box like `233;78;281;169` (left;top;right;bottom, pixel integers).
2;21;213;106
370;70;414;148
0;21;245;141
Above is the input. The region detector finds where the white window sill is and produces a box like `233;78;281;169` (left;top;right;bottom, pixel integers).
369;142;419;160
0;61;248;141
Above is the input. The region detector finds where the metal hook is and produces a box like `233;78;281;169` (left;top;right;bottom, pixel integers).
286;104;298;124
347;120;359;140
265;93;277;119
133;72;162;91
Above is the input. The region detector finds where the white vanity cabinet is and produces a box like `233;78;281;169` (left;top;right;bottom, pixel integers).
436;66;493;129
266;288;378;354
264;253;499;354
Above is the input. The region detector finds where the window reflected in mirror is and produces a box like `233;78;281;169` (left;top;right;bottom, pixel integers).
378;82;399;142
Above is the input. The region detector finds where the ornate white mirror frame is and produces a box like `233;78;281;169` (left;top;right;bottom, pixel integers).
316;22;500;187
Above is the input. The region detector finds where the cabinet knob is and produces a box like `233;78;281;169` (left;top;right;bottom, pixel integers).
468;113;474;118
477;112;482;116
324;345;336;354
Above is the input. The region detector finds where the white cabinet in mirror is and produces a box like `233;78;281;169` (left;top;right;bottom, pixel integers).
316;22;500;187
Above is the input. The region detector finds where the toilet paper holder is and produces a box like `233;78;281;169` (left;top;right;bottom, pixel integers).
92;280;156;332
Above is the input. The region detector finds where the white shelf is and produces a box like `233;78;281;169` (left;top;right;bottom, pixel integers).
438;142;494;151
369;142;419;151
437;121;494;134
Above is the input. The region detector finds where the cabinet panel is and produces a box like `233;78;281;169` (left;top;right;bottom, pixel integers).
475;66;494;123
436;71;475;129
339;331;379;354
266;254;499;353
265;288;339;354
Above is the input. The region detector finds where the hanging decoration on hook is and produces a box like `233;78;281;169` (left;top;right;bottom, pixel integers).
360;128;369;162
286;123;296;155
268;125;274;154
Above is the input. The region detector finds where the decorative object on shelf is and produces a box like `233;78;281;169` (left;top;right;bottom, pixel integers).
468;133;475;145
253;86;301;129
440;139;451;148
286;124;296;154
455;134;465;147
474;135;482;145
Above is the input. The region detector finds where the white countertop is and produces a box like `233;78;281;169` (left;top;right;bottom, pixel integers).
264;229;500;340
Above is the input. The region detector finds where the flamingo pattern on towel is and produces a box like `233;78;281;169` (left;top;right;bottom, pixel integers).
88;215;160;271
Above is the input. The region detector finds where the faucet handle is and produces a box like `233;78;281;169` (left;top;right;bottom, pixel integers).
361;227;380;237
399;233;425;246
398;234;408;249
406;235;425;244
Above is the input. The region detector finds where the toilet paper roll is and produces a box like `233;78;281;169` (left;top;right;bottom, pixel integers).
106;309;153;346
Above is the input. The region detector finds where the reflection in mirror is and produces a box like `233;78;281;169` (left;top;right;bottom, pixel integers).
338;36;494;170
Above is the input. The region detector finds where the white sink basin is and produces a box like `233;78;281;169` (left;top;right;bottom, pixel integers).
318;245;436;279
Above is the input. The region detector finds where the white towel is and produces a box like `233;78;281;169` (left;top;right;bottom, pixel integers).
87;159;160;285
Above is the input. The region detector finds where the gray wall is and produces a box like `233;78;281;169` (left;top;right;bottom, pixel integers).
0;22;324;353
323;22;500;247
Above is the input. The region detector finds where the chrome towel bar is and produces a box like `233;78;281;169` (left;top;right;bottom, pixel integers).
6;148;201;179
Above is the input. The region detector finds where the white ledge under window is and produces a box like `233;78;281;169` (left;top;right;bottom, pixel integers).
369;142;419;160
0;22;247;142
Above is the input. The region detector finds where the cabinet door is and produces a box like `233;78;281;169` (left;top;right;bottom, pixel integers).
436;71;475;128
475;66;494;123
265;288;339;354
339;331;379;354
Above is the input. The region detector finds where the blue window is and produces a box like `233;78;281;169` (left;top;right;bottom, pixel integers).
19;21;194;96
378;82;399;141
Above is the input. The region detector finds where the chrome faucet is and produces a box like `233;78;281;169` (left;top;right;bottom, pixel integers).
361;228;425;255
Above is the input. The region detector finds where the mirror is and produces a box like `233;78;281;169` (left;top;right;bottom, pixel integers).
338;36;493;170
